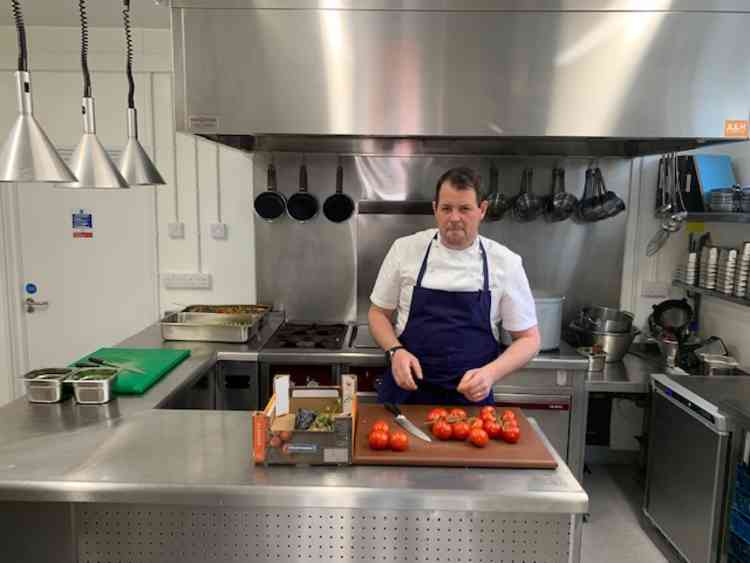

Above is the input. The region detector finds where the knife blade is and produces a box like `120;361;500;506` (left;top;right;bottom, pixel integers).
88;356;147;375
384;403;432;442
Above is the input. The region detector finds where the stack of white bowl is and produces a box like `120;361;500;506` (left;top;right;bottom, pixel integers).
716;247;738;295
673;252;697;286
699;246;719;290
735;242;750;298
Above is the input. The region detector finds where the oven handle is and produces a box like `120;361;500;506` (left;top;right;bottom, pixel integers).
493;393;571;411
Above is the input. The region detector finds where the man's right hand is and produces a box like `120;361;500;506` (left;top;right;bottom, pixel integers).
391;349;423;391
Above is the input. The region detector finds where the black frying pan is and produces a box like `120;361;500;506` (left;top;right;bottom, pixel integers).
287;163;319;222
253;163;286;221
323;164;355;223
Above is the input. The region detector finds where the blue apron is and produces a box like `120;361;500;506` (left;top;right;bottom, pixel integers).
377;234;500;406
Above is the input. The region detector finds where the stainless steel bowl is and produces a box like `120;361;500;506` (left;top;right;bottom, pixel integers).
580;306;634;333
21;368;75;403
67;368;119;404
568;322;639;363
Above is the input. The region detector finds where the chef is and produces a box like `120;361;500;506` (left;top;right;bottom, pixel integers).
369;167;541;405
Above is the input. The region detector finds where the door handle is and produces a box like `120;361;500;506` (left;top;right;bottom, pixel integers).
25;297;49;313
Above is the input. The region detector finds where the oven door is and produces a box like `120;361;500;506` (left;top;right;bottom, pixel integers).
493;393;571;461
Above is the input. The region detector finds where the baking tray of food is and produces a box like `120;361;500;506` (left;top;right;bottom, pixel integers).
182;304;271;315
160;305;269;343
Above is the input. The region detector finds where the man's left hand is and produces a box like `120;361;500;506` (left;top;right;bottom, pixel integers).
456;367;495;403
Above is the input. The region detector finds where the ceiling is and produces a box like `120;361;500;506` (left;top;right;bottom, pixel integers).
12;1;170;29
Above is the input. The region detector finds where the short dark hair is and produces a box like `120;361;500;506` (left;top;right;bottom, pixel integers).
434;167;482;205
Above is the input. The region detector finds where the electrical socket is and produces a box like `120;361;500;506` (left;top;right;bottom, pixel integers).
162;272;212;290
168;222;185;239
210;223;228;240
641;281;670;298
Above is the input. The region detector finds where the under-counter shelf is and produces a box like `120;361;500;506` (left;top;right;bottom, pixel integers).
687;212;750;224
674;280;750;308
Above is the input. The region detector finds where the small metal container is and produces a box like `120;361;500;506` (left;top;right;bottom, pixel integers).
67;368;119;404
22;368;75;403
576;347;607;371
699;354;740;377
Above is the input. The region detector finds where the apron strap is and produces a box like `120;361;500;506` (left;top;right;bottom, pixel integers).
414;234;438;288
416;234;491;292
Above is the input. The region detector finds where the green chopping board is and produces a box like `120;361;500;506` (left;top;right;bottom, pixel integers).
72;348;191;395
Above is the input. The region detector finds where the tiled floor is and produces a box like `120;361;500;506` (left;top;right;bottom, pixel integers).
581;464;681;563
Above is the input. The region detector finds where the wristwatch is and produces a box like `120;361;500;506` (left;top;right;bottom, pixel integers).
386;345;406;362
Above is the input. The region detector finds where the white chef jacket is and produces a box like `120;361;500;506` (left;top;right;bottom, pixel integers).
370;229;537;341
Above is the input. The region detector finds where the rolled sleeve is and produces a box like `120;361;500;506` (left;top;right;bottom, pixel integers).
499;257;538;332
370;241;401;310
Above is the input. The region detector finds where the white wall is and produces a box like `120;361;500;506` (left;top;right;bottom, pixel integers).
0;25;256;403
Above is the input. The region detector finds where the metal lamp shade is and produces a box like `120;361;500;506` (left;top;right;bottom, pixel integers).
0;72;76;183
118;108;165;185
58;97;129;189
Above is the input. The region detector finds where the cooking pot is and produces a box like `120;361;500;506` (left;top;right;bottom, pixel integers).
501;292;564;351
567;322;639;363
580;306;634;333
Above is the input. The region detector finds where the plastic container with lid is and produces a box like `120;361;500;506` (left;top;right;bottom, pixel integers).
501;291;564;351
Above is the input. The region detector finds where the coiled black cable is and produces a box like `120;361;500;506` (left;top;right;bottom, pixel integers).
79;0;91;97
123;0;134;108
11;0;28;71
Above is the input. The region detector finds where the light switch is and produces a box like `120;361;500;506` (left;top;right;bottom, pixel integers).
168;222;185;239
210;223;228;240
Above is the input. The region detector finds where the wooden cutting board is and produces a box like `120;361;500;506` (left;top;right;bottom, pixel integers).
353;404;558;469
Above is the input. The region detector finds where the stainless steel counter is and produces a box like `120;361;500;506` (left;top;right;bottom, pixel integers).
0;410;586;513
585;353;657;394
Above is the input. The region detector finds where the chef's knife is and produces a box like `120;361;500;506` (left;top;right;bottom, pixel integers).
88;356;147;375
384;403;432;443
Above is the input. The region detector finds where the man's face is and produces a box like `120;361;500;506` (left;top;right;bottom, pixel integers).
433;182;487;250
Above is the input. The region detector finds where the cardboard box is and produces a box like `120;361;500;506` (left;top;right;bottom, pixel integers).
252;374;358;465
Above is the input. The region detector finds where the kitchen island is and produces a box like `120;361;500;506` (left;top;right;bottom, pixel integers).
0;319;589;563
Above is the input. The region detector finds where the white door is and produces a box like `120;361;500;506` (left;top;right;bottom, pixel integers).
0;71;160;393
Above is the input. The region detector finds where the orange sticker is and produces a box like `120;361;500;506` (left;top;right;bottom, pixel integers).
724;120;749;138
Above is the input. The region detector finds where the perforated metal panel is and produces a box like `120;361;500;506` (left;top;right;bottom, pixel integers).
77;504;571;563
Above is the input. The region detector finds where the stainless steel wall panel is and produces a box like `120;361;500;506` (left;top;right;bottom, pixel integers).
176;8;750;140
255;154;628;323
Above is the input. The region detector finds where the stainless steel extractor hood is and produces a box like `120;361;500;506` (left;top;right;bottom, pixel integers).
168;0;750;157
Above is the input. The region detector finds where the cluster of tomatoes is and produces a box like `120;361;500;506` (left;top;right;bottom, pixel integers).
427;406;520;448
367;420;409;452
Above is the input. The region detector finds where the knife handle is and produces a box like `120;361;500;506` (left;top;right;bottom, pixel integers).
384;403;401;417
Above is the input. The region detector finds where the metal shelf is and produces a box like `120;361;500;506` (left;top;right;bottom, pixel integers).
674;280;750;307
687;212;750;224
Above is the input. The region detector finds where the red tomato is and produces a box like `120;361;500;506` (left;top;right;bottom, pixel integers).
279;431;293;442
368;430;390;450
483;419;503;439
449;408;468;420
502;425;520;444
501;410;516;422
269;435;282;448
389;430;409;451
503;418;519;429
469;427;489;448
468;417;484;429
427;408;449;422
432;420;453;441
479;406;496;418
371;420;390;434
480;410;497;423
452;421;471;441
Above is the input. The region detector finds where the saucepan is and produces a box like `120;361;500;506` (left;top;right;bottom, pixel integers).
253;163;286;221
287;161;319;222
485;162;510;221
545;167;578;222
323;163;355;223
512;168;541;222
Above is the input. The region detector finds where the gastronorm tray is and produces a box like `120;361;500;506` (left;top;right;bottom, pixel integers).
160;311;267;343
183;304;271;315
67;367;119;404
21;368;75;403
